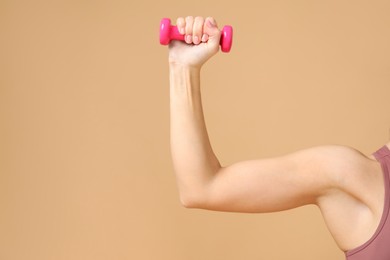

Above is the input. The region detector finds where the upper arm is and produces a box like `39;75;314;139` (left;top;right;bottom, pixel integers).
196;145;368;213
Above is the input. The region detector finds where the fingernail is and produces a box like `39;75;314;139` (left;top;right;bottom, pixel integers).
185;35;192;43
193;35;199;44
201;34;209;42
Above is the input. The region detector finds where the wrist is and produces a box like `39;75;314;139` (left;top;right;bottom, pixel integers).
169;61;202;73
169;62;201;93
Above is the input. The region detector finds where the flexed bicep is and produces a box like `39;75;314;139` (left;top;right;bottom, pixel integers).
195;146;353;213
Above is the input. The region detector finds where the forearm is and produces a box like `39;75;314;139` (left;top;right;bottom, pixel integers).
169;63;221;205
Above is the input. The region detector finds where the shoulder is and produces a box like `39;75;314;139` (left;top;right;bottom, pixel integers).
287;145;374;174
290;145;378;193
287;144;368;161
283;145;372;181
283;144;381;207
314;145;378;185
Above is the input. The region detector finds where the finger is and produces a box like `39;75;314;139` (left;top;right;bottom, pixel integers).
176;17;185;35
201;33;209;43
204;17;219;34
185;16;194;44
192;16;204;45
203;17;220;45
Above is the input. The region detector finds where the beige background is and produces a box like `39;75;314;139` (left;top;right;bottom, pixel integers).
1;0;390;259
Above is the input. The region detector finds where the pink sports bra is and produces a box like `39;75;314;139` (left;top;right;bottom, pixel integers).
345;145;390;260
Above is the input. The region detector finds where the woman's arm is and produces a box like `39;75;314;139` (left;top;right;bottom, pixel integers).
168;16;339;210
168;16;384;251
168;16;377;214
169;63;221;206
169;16;222;206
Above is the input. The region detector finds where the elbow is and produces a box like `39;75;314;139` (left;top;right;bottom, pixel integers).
176;173;218;209
179;191;207;209
179;197;195;208
179;193;201;209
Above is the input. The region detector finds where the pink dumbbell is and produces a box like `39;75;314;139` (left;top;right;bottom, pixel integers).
159;18;233;53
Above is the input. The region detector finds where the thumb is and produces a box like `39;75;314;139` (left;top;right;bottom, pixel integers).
203;17;221;46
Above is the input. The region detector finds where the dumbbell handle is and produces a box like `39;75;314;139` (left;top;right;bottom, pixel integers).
159;18;233;53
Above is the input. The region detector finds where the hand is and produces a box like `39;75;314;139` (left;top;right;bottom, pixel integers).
168;16;221;69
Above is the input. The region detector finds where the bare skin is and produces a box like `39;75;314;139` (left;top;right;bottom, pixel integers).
168;16;388;253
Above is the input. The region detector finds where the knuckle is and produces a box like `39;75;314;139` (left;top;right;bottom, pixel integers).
195;16;204;23
185;16;194;22
205;16;217;26
176;17;185;25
